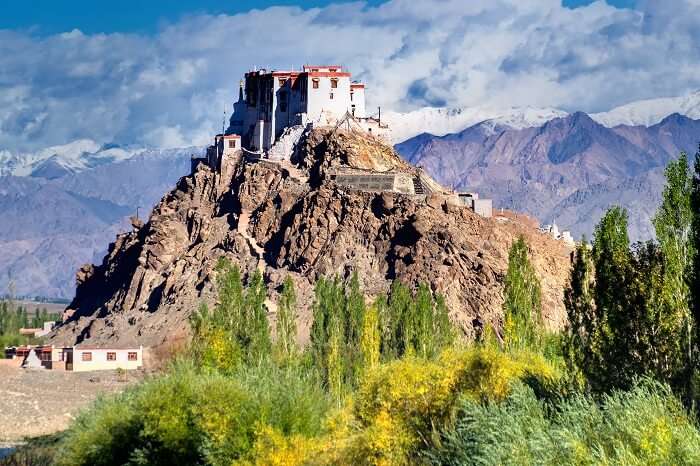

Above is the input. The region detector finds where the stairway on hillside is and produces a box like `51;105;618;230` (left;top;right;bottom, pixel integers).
237;211;277;315
412;176;424;195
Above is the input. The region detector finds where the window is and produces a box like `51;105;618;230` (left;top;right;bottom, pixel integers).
352;104;356;116
228;140;236;149
312;78;320;89
279;91;288;112
330;79;338;89
106;352;116;361
350;91;354;102
278;78;287;87
128;352;138;361
330;93;334;100
82;352;92;362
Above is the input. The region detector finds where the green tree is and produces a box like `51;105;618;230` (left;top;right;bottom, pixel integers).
692;147;700;359
563;239;597;380
653;152;695;376
360;305;380;371
244;270;271;362
344;272;365;380
503;236;543;352
274;276;298;361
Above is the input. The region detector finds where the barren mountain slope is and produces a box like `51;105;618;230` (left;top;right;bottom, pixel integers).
50;129;571;350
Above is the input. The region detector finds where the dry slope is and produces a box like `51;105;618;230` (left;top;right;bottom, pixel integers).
51;129;572;349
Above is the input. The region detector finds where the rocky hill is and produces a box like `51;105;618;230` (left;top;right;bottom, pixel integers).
50;129;572;349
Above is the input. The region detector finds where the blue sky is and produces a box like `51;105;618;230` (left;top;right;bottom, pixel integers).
1;0;698;152
1;0;635;34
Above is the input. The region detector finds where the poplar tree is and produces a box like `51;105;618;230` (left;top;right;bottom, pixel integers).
344;272;365;380
653;152;695;375
563;239;597;380
590;206;633;390
274;276;298;361
360;305;380;371
503;236;543;352
691;147;700;358
244;270;271;362
414;283;434;358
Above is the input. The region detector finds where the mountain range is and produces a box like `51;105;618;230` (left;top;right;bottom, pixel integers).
3;90;700;299
396;111;700;242
0;148;196;298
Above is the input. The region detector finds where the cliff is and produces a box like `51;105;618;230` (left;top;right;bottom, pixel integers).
50;128;572;349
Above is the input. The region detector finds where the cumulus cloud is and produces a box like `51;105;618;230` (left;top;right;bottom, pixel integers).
1;0;700;152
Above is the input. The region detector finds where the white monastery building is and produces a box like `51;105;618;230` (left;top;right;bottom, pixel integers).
200;65;387;167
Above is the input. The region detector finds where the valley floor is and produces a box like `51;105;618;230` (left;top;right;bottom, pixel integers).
0;364;143;443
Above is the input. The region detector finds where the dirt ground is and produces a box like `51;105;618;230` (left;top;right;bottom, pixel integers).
0;364;143;443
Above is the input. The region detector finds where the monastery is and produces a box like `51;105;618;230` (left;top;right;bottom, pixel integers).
193;64;493;218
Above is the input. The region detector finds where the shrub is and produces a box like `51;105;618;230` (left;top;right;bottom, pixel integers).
342;347;561;464
56;361;329;466
427;381;700;465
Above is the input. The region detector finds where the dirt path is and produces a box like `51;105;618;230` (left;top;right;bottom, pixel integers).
237;211;278;315
0;365;142;442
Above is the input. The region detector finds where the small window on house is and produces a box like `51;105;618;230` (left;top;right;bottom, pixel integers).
82;352;92;362
279;78;287;87
228;140;236;149
107;352;116;361
352;104;356;116
330;79;338;89
311;68;319;72
330;93;334;100
350;91;354;101
128;352;138;361
312;79;320;89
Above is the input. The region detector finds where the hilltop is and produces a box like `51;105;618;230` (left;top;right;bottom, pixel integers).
50;128;571;350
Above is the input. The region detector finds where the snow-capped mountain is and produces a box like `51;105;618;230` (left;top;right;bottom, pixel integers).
383;106;568;143
591;90;700;127
0;139;148;178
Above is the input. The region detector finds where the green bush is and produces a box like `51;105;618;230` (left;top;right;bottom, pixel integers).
56;361;329;466
427;381;700;465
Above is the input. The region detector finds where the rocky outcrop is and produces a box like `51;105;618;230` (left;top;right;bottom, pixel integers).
51;129;572;349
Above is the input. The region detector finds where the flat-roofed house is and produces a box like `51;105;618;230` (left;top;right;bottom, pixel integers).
65;346;144;372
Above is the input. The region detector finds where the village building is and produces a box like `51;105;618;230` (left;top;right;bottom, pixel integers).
18;321;56;339
3;345;143;372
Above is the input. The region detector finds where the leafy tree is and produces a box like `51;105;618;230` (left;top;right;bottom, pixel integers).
360;305;380;371
563;239;597;380
503;236;543;352
275;276;298;361
344;271;365;379
692;147;700;358
245;270;271;362
591;206;634;390
653;152;695;375
191;259;271;370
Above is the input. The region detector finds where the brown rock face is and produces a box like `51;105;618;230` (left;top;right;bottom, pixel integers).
51;129;572;349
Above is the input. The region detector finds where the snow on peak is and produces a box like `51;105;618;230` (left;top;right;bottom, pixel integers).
383;105;568;143
0;140;147;177
591;90;700;127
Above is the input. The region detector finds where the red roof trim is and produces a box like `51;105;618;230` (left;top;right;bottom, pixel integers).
307;72;351;78
303;65;342;70
350;83;365;88
271;71;302;77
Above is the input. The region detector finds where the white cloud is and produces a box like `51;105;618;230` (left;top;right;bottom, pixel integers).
1;0;700;152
